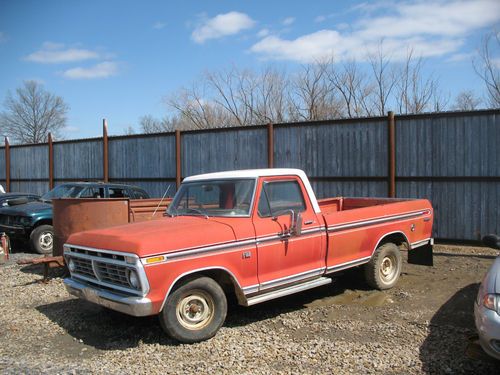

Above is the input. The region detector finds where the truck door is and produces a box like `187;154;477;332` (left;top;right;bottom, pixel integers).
252;176;325;291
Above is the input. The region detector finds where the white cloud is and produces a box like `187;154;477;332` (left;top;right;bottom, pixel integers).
62;62;118;79
251;0;500;63
447;52;475;63
192;11;255;43
257;28;270;38
314;15;326;23
25;42;99;63
153;21;166;30
282;17;295;26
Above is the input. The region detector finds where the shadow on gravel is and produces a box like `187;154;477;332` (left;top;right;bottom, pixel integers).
225;269;370;328
36;269;368;349
37;299;180;350
419;283;499;374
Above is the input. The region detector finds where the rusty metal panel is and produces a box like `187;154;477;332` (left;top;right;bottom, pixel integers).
182;127;268;176
52;198;130;256
53;140;103;180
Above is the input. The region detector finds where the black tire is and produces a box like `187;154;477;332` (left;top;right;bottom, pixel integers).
30;224;54;254
364;242;402;290
159;276;227;344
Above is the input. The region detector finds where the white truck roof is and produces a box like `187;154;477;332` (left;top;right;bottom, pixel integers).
183;168;321;213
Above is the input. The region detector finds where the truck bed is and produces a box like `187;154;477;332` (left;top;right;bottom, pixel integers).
318;197;409;214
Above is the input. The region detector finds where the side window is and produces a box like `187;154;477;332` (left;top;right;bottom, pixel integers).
132;188;148;199
79;187;97;198
108;187;129;198
257;180;306;218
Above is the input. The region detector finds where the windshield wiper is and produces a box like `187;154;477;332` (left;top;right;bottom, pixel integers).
184;207;209;219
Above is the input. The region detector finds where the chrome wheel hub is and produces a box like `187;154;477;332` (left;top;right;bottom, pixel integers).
39;232;53;251
176;290;214;330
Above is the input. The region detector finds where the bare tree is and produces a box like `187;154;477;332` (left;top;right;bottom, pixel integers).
289;62;340;121
368;44;398;115
326;59;374;118
474;31;500;108
0;80;68;143
454;90;482;110
396;50;439;114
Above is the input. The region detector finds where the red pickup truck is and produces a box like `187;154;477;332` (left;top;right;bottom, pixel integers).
63;169;433;343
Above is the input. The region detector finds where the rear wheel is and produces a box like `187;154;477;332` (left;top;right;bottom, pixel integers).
30;224;53;254
159;276;227;343
364;242;402;290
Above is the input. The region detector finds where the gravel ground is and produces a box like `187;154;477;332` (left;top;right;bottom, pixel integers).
1;244;500;374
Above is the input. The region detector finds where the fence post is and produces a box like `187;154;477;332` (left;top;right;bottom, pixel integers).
4;137;10;192
388;111;396;198
267;123;274;168
175;130;182;189
48;133;54;189
103;119;109;182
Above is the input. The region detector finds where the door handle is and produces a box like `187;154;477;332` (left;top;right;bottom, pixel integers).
304;220;314;225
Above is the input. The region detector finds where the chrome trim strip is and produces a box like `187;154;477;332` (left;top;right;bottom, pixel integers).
162;239;256;261
411;238;432;249
65;251;132;267
326;256;371;273
246;277;332;306
242;284;259;294
64;244;140;259
327;210;430;232
259;267;326;291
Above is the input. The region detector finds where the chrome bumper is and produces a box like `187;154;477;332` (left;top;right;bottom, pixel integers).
64;278;153;317
474;300;500;360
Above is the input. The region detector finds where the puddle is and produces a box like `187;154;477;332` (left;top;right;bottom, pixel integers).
305;290;393;308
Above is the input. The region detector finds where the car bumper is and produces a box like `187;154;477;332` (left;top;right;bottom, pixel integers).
474;300;500;360
0;224;27;238
64;278;153;317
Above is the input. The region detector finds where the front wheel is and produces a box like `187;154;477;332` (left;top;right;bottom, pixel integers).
30;224;54;254
364;242;402;290
159;276;227;343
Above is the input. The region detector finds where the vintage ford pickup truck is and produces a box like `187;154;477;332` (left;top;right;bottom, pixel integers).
64;169;434;343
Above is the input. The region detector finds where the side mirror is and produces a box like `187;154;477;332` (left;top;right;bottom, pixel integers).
290;211;302;237
483;234;500;250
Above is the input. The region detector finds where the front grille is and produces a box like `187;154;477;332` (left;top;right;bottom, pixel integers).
95;262;129;285
66;247;141;293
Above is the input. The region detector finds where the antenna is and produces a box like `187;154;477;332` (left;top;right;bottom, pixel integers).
152;185;171;218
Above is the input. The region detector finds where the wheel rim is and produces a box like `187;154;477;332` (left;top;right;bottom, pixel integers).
379;254;397;283
176;290;214;330
39;231;53;251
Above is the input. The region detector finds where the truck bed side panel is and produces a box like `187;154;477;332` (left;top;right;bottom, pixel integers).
323;199;433;271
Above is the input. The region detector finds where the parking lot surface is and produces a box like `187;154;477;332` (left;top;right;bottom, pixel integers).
1;244;499;374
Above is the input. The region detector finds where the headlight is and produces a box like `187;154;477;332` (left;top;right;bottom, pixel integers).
68;258;75;273
483;294;499;313
128;269;139;289
15;216;32;226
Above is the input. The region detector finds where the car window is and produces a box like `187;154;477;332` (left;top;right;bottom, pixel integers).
132;188;148;199
108;187;130;198
257;180;306;218
79;187;104;198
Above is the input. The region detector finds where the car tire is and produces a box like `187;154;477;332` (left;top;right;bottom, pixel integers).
30;224;54;255
159;276;227;344
364;242;402;290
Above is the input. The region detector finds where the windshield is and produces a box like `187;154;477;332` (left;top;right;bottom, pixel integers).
167;179;256;217
41;184;87;201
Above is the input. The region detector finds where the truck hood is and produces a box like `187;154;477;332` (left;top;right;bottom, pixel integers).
66;216;237;258
0;200;52;216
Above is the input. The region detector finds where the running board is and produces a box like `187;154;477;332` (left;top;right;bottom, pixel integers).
245;277;332;306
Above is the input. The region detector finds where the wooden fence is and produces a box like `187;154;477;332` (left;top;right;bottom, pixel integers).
0;109;498;241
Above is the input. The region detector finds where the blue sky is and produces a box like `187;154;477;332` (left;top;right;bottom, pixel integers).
0;0;499;139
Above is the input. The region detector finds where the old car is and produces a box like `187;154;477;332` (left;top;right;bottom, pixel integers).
0;182;149;254
475;234;500;360
63;168;434;343
0;192;40;207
